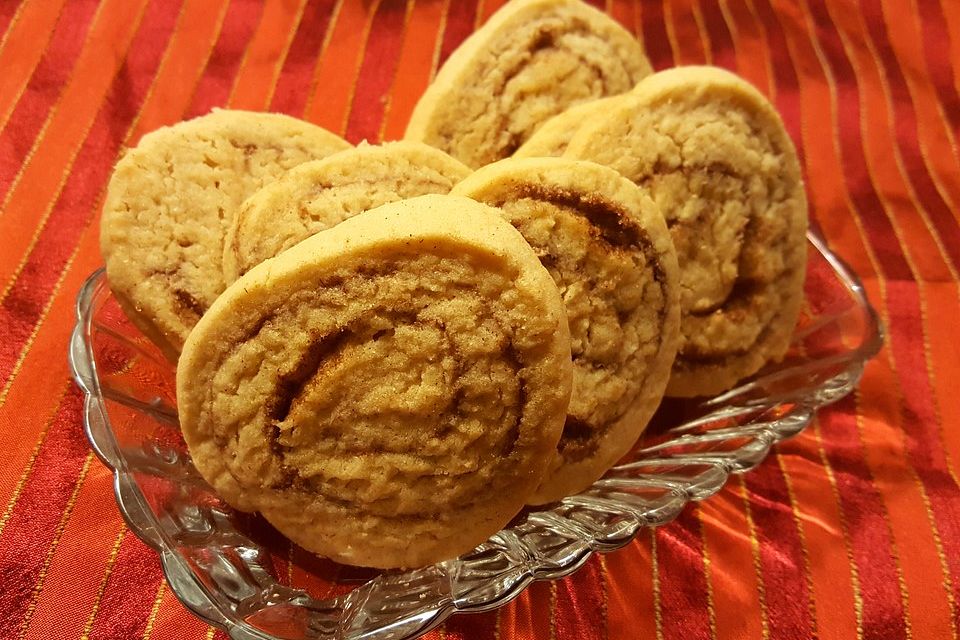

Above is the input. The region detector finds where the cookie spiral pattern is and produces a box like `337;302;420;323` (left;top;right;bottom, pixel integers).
100;109;350;360
452;158;680;503
404;0;651;168
566;66;808;397
222;141;470;283
177;195;573;568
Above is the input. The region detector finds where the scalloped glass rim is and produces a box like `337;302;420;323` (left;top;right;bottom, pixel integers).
69;230;881;640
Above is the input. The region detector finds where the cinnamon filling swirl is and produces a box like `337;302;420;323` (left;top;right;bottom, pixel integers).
490;187;669;462
209;255;537;519
566;80;807;387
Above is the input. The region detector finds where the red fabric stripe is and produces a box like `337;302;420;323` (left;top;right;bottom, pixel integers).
0;0;150;290
763;0;833;240
885;281;960;627
742;459;817;638
17;466;124;640
129;0;232;140
499;579;554;640
444;610;498;640
718;0;775;99
187;0;264;118
860;0;960;271
137;588;209;640
0;1;69;135
802;0;912;281
0;0;183;390
554;555;606;640
778;428;861;640
0;2;19;40
941;0;960;97
808;0;960;619
921;278;960;515
749;0;804;163
436;0;477;68
604;538;657;640
0;0;226;516
917;0;960;140
698;491;766;639
835;0;960;613
269;0;337;116
344;0;408;144
656;507;711;640
698;0;736;71
609;0;634;30
0;0;99;200
770;0;873;276
477;0;506;25
300;0;379;132
0;387;87;635
639;2;673;70
228;0;313;111
379;0;447;140
818;396;909;640
84;532;166;639
665;0;707;65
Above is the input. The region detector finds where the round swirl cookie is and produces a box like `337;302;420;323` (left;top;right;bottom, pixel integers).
565;66;808;397
451;157;680;503
404;0;652;168
177;194;573;569
222;141;470;283
513;95;628;158
101;109;350;360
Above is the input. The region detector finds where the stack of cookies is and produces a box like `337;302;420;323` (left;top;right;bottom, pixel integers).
99;0;807;569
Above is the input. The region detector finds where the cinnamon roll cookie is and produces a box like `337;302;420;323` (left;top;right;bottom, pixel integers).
222;141;470;283
177;194;573;568
404;0;652;168
101;109;350;360
565;66;808;397
513;95;628;158
451;158;680;503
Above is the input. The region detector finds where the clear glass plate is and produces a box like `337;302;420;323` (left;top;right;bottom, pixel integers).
69;230;881;640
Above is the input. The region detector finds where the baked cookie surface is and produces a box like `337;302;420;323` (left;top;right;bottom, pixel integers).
177;194;573;568
565;66;808;397
404;0;651;168
451;158;680;503
223;141;470;283
513;94;628;158
100;109;350;360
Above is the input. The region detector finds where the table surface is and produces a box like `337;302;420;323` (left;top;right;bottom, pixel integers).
1;0;959;638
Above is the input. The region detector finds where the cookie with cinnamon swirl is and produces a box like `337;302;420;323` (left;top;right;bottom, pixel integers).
451;157;680;503
565;66;808;397
177;194;573;568
101;109;350;360
222;141;470;283
404;0;652;168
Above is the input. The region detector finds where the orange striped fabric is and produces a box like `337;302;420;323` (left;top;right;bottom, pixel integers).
0;1;958;638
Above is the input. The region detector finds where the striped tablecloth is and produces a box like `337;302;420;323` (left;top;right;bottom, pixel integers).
1;1;958;638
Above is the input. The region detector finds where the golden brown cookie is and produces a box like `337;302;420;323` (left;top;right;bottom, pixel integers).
100;109;351;360
451;157;680;503
565;66;808;397
404;0;652;168
222;141;470;283
513;94;628;158
177;194;573;568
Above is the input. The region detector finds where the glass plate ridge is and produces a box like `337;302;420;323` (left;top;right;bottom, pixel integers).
69;230;882;640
